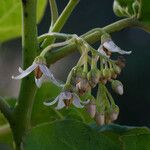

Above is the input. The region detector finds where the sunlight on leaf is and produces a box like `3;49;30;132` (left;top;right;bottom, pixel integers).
0;0;47;43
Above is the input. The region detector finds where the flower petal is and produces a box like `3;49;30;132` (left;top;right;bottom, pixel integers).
12;63;38;80
103;41;132;55
72;94;84;108
35;77;45;88
55;99;65;110
39;64;61;86
43;96;59;106
18;67;24;73
61;91;72;100
39;64;51;77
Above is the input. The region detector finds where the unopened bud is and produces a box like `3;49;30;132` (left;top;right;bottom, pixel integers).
111;80;123;95
87;69;100;88
110;68;117;79
113;65;121;75
73;67;83;83
109;105;119;121
86;101;96;118
95;112;105;126
115;56;126;69
76;79;91;95
102;68;111;79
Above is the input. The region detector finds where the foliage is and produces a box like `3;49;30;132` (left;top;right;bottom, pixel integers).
0;0;47;42
0;0;150;150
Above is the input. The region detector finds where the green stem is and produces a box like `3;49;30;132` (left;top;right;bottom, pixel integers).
49;0;59;31
46;18;137;64
41;0;79;48
40;39;73;57
38;32;75;43
13;0;38;149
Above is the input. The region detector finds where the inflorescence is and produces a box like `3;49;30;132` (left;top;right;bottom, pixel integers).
12;32;131;125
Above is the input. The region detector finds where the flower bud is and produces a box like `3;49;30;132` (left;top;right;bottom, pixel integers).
109;105;119;122
102;68;111;80
111;80;123;95
85;101;96;118
113;65;121;75
110;68;117;79
115;56;126;69
87;69;100;88
73;67;83;84
95;112;105;126
76;78;91;95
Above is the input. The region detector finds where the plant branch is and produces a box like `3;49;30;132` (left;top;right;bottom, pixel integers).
45;18;141;64
41;0;80;48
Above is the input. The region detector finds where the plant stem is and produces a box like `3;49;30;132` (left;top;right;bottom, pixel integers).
13;0;38;148
41;0;79;48
45;18;139;64
49;0;59;31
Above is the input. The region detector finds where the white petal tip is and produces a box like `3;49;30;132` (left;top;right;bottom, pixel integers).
43;102;49;106
12;76;17;80
18;67;24;73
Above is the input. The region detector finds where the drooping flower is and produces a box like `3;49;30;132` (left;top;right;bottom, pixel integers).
44;91;89;110
98;39;131;57
12;57;60;88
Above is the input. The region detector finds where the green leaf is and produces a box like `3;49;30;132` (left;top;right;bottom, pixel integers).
113;0;150;25
0;97;16;148
23;119;120;150
139;0;150;24
31;82;93;126
120;134;150;150
31;82;62;126
0;0;47;43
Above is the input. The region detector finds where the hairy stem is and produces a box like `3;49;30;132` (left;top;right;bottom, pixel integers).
13;0;38;148
45;18;141;64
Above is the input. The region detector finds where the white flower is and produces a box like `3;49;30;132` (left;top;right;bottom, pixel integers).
12;61;60;88
44;91;89;110
98;40;131;57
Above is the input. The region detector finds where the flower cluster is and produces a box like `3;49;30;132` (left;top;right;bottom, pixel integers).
12;33;131;126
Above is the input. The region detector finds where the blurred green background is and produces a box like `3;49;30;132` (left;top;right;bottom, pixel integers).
0;0;150;149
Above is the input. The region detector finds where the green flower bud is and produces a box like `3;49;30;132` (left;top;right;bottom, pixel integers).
87;69;100;88
111;80;123;95
102;68;111;79
113;65;121;75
